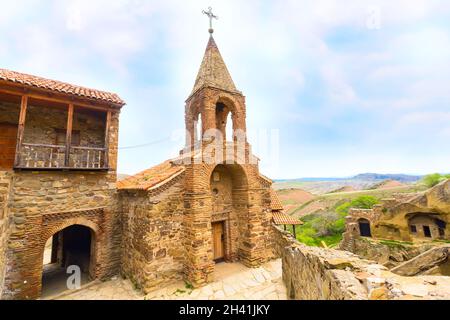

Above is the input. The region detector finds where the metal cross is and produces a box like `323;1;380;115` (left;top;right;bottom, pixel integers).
202;7;218;33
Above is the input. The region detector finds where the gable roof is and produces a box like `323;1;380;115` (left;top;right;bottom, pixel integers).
270;189;284;211
0;68;125;106
117;160;185;191
191;36;240;95
272;211;303;225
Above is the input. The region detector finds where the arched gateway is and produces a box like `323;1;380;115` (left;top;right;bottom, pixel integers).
41;224;96;298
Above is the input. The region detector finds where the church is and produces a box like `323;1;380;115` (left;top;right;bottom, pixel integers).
116;28;279;291
0;13;294;299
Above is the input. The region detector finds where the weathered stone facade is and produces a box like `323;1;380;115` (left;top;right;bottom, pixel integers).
342;180;450;246
120;178;186;293
274;226;450;300
117;34;276;292
0;72;124;299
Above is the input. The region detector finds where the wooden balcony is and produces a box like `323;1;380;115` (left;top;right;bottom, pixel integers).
11;95;112;171
14;143;108;170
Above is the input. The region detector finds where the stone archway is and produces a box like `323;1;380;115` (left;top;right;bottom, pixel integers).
40;221;98;298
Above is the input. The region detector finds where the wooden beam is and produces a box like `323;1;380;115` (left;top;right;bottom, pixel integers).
104;110;111;169
293;225;296;238
0;85;122;111
14;95;28;167
65;104;74;167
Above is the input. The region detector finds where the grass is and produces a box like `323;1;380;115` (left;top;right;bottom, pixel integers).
379;239;414;248
289;184;427;217
287;195;383;249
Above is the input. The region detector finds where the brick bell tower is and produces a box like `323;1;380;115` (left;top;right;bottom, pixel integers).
181;9;274;288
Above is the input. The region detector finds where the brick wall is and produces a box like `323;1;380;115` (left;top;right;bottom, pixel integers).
119;178;186;293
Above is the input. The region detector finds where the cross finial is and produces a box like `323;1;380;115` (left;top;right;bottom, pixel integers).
202;7;218;34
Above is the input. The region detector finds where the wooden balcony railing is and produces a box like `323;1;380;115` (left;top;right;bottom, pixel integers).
15;143;108;170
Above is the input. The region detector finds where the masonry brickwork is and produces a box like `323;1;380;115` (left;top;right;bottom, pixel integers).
0;80;123;299
117;35;276;291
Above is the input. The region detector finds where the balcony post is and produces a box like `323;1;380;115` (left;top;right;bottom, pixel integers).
65;104;74;167
14;95;28;167
104;110;111;169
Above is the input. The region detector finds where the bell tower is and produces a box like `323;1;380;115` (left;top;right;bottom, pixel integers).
184;28;247;151
181;8;273;289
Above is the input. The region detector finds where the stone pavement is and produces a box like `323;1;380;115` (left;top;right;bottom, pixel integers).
54;259;287;300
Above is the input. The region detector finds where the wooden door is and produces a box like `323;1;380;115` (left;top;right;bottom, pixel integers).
0;123;18;169
212;222;225;261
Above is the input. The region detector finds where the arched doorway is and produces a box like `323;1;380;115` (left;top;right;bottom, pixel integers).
41;224;95;298
210;164;248;264
358;218;372;237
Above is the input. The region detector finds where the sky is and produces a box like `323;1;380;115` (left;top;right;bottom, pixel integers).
1;0;449;179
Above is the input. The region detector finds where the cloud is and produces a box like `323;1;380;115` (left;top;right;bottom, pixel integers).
1;0;449;177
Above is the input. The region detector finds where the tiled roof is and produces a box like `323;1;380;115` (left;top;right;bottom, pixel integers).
270;189;284;211
117;153;277;197
272;211;303;226
0;68;125;105
117;160;185;191
191;36;240;95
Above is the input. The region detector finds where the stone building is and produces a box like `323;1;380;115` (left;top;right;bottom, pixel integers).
0;68;125;299
341;179;450;248
0;28;280;299
117;33;276;292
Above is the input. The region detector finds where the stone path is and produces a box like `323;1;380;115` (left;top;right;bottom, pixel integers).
55;259;287;300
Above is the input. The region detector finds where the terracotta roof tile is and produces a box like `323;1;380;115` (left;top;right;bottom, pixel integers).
270;189;284;211
0;68;125;105
117;160;185;191
272;211;303;225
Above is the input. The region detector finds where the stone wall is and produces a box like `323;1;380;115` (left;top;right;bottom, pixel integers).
273;226;450;300
119;179;186;293
0;101;20;125
0;110;122;299
349;237;439;268
22;104;105;147
0;171;12;297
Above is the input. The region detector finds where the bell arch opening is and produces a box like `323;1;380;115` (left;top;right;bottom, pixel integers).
41;224;95;298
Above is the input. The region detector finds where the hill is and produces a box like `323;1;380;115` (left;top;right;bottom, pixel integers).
354;173;422;183
329;186;357;193
276;188;316;214
369;179;406;190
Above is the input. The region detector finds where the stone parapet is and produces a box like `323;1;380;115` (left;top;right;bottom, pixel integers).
273;226;450;300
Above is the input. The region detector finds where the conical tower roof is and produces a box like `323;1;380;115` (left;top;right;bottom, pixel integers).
191;36;240;95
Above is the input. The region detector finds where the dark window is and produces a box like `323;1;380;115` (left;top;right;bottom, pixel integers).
358;219;372;237
423;226;432;238
55;129;80;146
410;225;417;233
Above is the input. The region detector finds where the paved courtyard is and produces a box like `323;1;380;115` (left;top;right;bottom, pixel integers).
53;259;287;300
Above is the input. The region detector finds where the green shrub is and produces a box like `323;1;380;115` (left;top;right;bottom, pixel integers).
294;195;379;248
422;173;448;188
